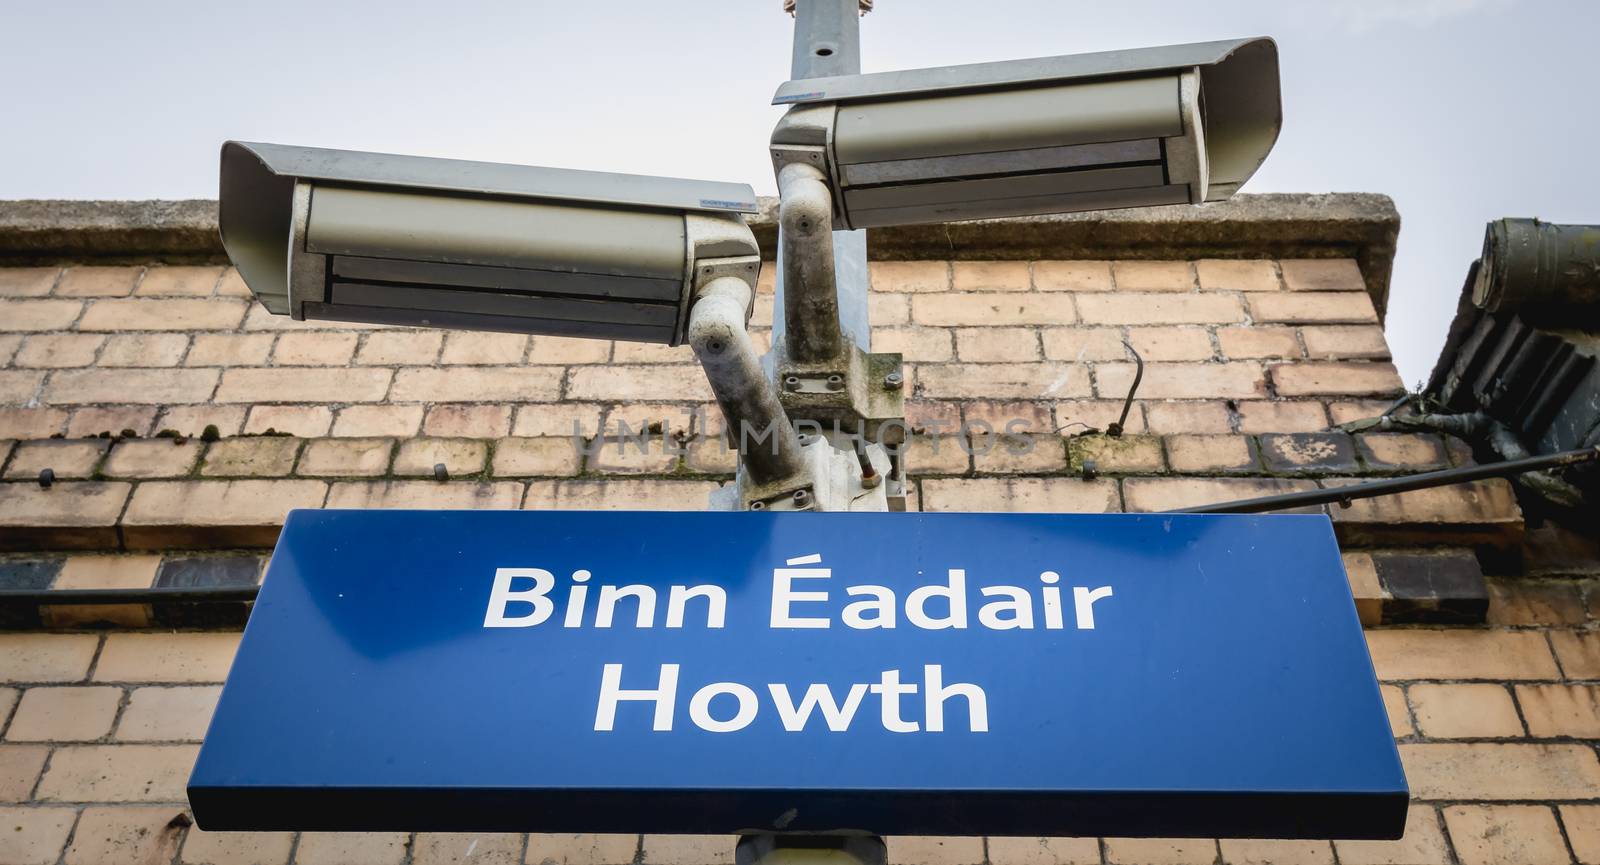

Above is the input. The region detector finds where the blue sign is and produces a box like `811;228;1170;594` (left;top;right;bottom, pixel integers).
189;510;1406;839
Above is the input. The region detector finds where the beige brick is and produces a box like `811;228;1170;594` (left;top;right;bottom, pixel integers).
1112;260;1194;291
396;438;488;476
1102;838;1217;864
873;327;954;362
513;404;604;438
215;367;392;403
327;480;523;509
1038;327;1126;363
1552;631;1600;679
1165;434;1257;473
37;744;198;801
272;332;357;366
241;305;378;331
136;265;223;297
1069;434;1164;473
414;833;525;865
294;832;410;865
1142;401;1232;434
1218;326;1300;359
524;479;719;510
332;405;425;437
641;835;734;865
587;437;682;474
955;327;1041;361
121;479;327;549
7;686;121;741
566;366;713;403
201;437;301;477
45;367;219;405
1408;684;1523;738
1330;479;1521;546
1217;840;1333;865
1516;684;1600;738
1053;399;1147;435
526;835;636;865
0;635;100;683
1301;325;1390;359
871;260;949;293
15;333;104;368
394;366;563;402
0;806;78;865
912;293;1077;327
1271;362;1403;397
441;332;529;365
98;333;190;367
917;363;1090;400
1334;806;1451;865
0;369;44;403
1127;326;1214;361
1487;580;1587;628
95;633;240;683
1327;400;1399;426
1381;684;1412;736
1344;552;1385;627
186;333;275;367
297;438;394;477
1236;400;1328;433
953;261;1030;292
56;266;140;298
1560;804;1600;865
1078;293;1244;325
0;334;19;364
1442;804;1569;865
491;437;583;477
67;407;159;438
870;292;911;325
0;406;68;438
115;685;221;742
241;405;331;438
609;341;691;364
1250;292;1378;325
356;330;444;365
887;836;982;865
528;335;612;364
0;267;61;297
1029;260;1110;291
894;436;965;476
961;400;1051;433
750;293;774;328
1096;361;1266;400
65;805;189;865
1196;258;1281;291
4;439;108;480
79;297;248;331
0;744;48;802
683;437;737;474
1356;434;1448;471
53;556;159;591
181;828;295;865
985;837;1099;865
0;299;84;331
922;477;1118;512
102;439;201;479
1123;477;1317;513
425;404;513;438
1367;629;1558;680
1280;259;1366;291
970;434;1065;474
0;482;131;551
216;268;251;298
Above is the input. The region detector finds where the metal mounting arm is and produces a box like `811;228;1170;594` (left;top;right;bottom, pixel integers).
777;162;844;363
688;276;807;487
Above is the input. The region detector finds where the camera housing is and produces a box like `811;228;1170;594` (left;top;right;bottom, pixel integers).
219;142;762;345
769;37;1281;229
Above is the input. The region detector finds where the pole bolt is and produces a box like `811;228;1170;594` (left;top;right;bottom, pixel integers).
883;371;904;390
784;375;802;391
749;500;767;511
825;374;845;391
793;489;810;505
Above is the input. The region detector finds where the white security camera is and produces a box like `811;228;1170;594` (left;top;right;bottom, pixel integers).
219;142;762;345
769;37;1281;229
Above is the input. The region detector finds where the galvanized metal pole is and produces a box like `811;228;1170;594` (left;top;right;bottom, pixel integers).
777;0;871;354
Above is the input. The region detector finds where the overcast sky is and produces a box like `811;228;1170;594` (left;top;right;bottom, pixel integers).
4;0;1595;383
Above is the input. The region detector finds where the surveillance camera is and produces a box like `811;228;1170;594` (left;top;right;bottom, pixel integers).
769;37;1280;229
219;142;762;345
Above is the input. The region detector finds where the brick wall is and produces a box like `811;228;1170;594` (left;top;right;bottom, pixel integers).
3;239;1597;865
